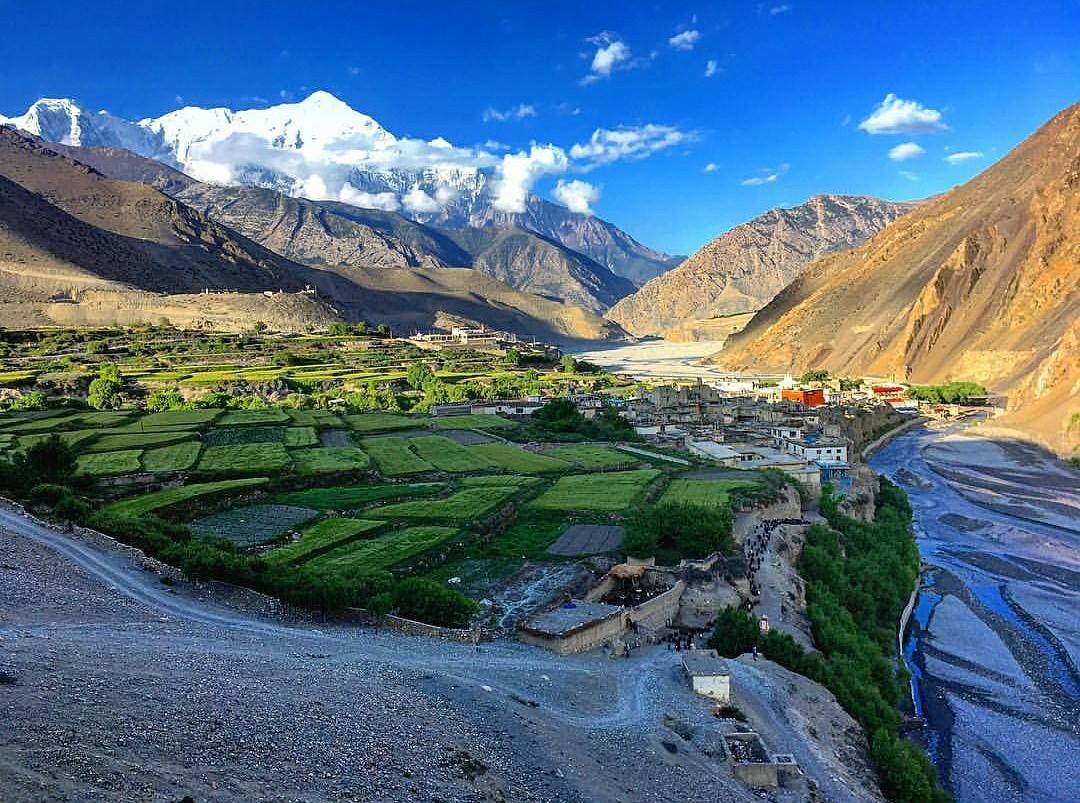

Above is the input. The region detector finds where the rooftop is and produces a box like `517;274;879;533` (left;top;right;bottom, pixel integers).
682;649;730;677
520;600;622;636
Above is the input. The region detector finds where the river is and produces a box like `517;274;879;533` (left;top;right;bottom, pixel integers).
869;422;1080;803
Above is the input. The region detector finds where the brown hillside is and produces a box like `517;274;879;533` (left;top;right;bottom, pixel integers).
714;104;1080;452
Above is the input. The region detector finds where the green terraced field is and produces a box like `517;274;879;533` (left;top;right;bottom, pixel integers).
103;477;269;517
367;486;518;523
265;517;384;565
75;449;143;477
141;442;203;473
408;435;498;473
658;478;760;508
460;475;542;487
305;526;460;573
429;414;515;431
215;408;290;426
272;483;444;510
191;504;320;546
286;409;345;428
128;409;220;428
202;426;285;446
344;413;420;434
360;438;434;475
196;442;291;475
529;469;661;512
283;426;319;447
468;443;573;473
83;431;192;453
543;445;637;470
16;430;102;451
290;447;371;475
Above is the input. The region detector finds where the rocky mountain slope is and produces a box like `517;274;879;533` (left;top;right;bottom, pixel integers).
608;195;915;337
0;128;624;341
45;140;634;312
2;93;680;282
714;103;1080;453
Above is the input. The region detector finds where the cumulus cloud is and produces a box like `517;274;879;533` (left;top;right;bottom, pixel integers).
402;186;442;213
668;30;701;51
569;124;693;169
339;184;401;210
492;144;569;212
770;4;792;15
704;59;720;78
704;162;719;173
482;103;537;123
945;151;983;164
740;163;789;186
552;179;601;215
888;142;925;161
581;32;633;84
859;93;948;135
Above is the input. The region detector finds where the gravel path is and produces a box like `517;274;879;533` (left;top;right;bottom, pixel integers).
0;505;880;802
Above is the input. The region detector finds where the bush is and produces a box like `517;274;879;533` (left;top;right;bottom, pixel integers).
391;577;478;628
709;607;760;657
624;502;733;563
28;483;73;507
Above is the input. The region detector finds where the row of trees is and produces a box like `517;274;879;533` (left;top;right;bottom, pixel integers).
907;382;987;404
623;502;734;563
710;479;949;803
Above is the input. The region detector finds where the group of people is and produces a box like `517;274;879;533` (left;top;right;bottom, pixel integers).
741;518;802;608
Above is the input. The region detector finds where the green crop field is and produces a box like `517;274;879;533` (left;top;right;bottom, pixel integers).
202;426;284;446
360;438;434;475
127;409;220;429
215;409;290;426
83;431;193;453
141;441;203;473
529;469;661;512
290;447;371;475
16;430;102;451
190;504;319;546
367;486;518;523
69;411;136;429
659;478;760;508
460;474;542;487
544;445;636;470
104;477;269;517
283;426;319;447
286;409;345;428
272;483;444;510
75;449;143;477
196;442;291;475
305;526;460;574
265;517;384;565
408;435;498;473
3;414;82;434
344;412;420;434
430;414;515;431
468;443;573;473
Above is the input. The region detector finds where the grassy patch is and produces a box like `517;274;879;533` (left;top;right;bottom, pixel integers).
544;444;636;470
485;511;567;558
460;475;542;487
196;442;292;476
529;469;661;512
360;438;434;476
306;526;461;574
131;409;220;428
468;443;573;474
290;447;371;475
84;431;192;453
69;411;136;429
103;477;269;517
202;426;285;446
287;409;345;428
16;430;102;451
215;408;290;426
190;504;319;546
659;478;760;508
430;414;515;431
265;517;384;565
272;483;445;510
368;486;519;523
344;412;420;434
283;426;319;448
141;442;203;473
75;449;143;477
409;435;499;473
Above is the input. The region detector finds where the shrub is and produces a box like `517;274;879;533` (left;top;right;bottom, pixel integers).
624;501;733;562
709;606;759;657
391;577;478;628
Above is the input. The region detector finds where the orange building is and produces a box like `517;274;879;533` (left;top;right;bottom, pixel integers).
781;388;826;407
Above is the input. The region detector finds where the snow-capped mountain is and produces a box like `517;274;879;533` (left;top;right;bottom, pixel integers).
1;92;679;281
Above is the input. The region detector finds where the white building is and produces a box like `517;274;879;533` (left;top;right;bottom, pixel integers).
682;650;731;702
781;437;848;464
688;440;748;467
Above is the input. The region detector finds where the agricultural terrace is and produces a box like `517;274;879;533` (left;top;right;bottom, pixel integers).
529;469;663;512
659;478;763;508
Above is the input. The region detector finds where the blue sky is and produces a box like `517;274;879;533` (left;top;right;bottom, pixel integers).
3;1;1077;255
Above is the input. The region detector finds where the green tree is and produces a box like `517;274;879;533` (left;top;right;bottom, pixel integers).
709;606;760;657
503;348;522;367
328;322;351;337
799;368;830;384
87;363;123;410
560;354;578;373
8;390;48;411
145;389;186;412
406;361;436;392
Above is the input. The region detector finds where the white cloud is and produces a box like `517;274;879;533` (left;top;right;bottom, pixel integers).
492;144;569;213
899;171;919;182
945;150;983;164
740;163;789;186
704;162;719;173
569;124;693;169
339;184;401;211
552;179;601;215
668;30;701;51
859;93;948;135
348;66;361;76
581;32;633;84
704;59;720;78
482;103;537;123
888;142;925;161
840;113;852;127
770;4;792;15
402;186;442;213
